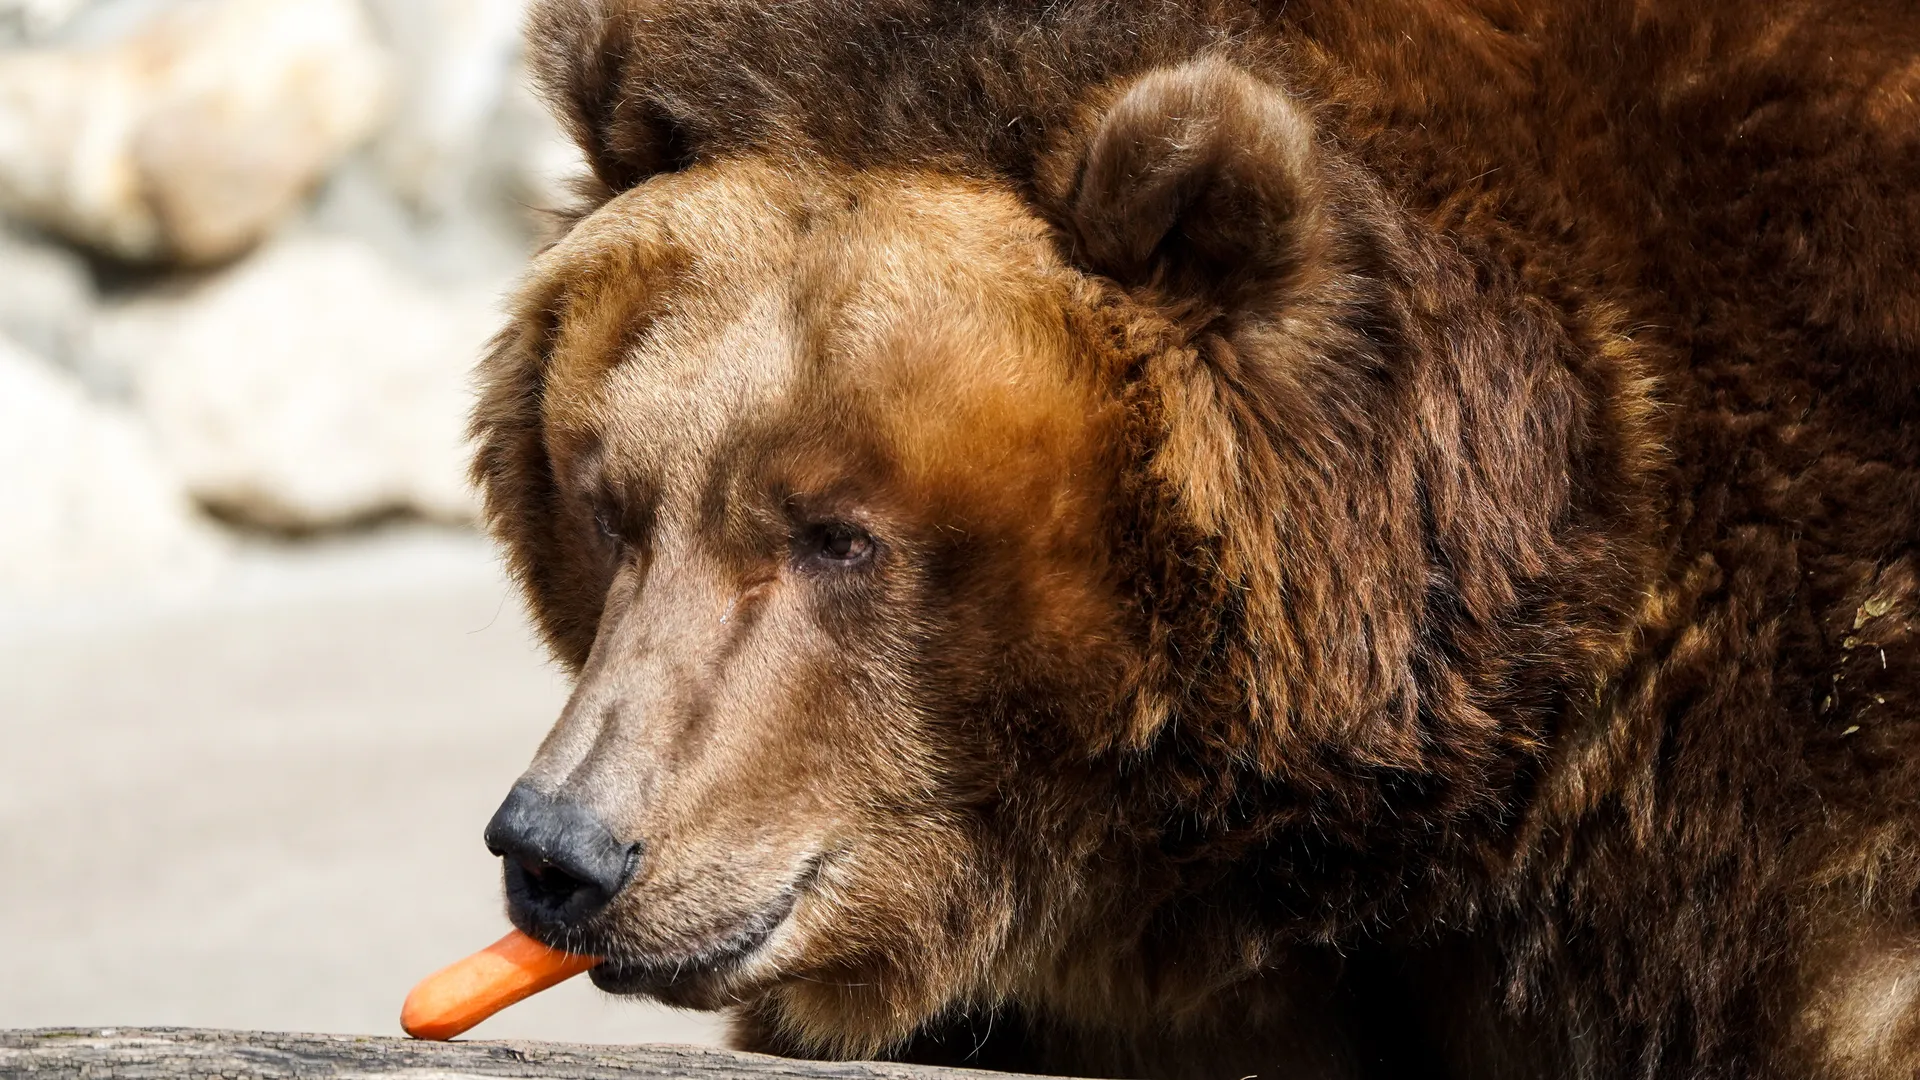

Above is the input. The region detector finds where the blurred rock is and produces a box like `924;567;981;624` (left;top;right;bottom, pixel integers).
359;0;524;218
305;151;533;288
307;0;580;285
0;0;178;47
486;53;588;220
0;225;94;371
0;0;390;264
100;234;491;530
0;333;221;599
0;0;89;44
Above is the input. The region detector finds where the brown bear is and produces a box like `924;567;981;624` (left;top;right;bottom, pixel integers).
467;1;1920;1077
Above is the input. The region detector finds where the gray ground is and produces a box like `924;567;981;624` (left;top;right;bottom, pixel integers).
0;528;726;1045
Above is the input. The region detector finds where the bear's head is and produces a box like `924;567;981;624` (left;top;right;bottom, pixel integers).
472;1;1662;1056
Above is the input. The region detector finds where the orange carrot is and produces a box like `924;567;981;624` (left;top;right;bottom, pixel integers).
400;929;599;1040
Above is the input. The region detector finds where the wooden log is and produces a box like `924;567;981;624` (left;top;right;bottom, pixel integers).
0;1028;1045;1080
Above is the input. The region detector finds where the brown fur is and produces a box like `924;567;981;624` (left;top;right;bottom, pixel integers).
471;2;1920;1077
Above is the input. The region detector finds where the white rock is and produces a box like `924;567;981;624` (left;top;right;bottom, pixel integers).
0;0;390;264
0;226;95;371
487;53;589;218
308;0;581;283
22;0;186;47
0;334;220;600
0;0;90;43
359;0;526;216
103;234;492;529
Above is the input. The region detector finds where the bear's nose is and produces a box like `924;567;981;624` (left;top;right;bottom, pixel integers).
484;783;641;928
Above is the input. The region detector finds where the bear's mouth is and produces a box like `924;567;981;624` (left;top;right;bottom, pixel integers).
575;855;825;1004
588;900;793;999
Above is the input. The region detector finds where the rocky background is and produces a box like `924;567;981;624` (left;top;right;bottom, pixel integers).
0;0;725;1047
1;0;577;597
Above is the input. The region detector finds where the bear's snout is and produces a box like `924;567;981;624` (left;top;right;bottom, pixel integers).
485;783;642;933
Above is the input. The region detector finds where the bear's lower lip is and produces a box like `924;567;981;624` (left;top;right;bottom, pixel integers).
587;899;793;998
583;862;820;999
589;959;734;1004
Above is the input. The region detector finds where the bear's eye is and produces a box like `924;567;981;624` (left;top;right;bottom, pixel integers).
805;522;874;565
594;505;625;546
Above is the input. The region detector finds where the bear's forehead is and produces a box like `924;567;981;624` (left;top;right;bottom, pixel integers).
534;159;1102;518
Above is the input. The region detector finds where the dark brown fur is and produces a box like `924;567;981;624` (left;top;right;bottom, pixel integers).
471;2;1920;1077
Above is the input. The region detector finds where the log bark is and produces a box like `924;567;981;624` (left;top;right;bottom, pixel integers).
0;1028;1043;1080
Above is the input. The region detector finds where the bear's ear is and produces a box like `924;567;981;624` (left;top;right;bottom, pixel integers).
524;0;696;194
1054;57;1326;299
